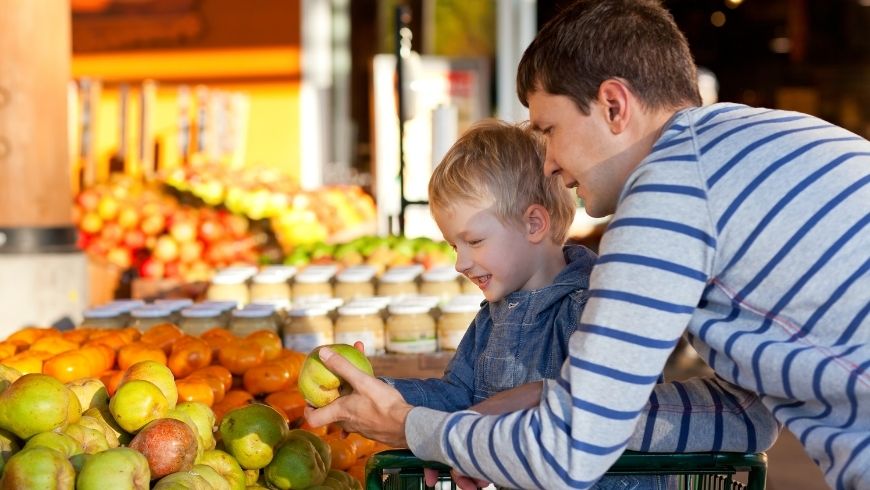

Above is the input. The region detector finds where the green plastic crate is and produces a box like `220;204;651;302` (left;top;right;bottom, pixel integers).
365;449;767;490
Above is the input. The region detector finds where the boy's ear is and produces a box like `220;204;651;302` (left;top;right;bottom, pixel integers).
524;204;550;244
597;79;631;134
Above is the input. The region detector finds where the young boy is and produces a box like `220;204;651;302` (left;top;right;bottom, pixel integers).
383;119;667;489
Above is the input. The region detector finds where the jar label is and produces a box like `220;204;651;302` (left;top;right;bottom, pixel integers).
386;337;437;354
335;331;383;356
285;332;332;353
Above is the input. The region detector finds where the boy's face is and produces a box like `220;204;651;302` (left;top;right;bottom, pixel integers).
432;199;546;303
528;90;630;218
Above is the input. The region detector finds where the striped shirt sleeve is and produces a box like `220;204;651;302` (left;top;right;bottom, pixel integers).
407;134;721;488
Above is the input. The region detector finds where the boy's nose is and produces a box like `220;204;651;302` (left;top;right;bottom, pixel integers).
454;250;472;275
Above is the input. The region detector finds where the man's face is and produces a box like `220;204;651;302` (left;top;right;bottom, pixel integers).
528;90;627;218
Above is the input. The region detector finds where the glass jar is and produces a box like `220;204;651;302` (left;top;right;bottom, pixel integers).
129;306;174;332
260;265;297;280
376;268;419;298
207;273;250;307
230;307;279;336
335;304;385;356
154;299;195;323
334;266;376;301
179;308;225;337
345;296;392;321
437;301;479;351
292;268;335;301
420;266;461;303
197;300;239;325
284;307;334;354
80;307;125;329
249;272;292;309
386;303;437;354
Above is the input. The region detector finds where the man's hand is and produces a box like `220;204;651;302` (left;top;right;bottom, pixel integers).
470;381;543;415
423;468;490;490
304;346;413;448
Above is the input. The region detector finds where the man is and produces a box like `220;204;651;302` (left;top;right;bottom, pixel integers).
307;1;870;488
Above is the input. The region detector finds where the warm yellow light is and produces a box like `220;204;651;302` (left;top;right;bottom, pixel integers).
725;0;743;8
711;11;727;27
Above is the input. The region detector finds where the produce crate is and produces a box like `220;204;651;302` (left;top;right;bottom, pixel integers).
365;449;767;490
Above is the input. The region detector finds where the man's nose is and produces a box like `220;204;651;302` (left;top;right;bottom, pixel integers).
543;149;559;176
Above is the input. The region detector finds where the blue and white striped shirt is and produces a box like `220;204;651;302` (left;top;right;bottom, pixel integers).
406;104;870;489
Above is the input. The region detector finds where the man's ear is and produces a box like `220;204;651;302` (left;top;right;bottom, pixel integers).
524;204;550;244
597;79;632;134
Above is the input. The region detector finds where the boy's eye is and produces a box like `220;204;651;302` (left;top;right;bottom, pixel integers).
467;239;483;246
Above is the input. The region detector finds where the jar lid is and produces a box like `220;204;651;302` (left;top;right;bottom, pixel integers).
217;266;258;279
337;266;376;283
337;304;380;316
387;264;425;276
196;300;239;312
210;273;247;285
294;297;344;311
294;269;335;283
154;299;194;310
252;272;290;284
104;299;146;312
249;299;291;310
260;265;297;280
180;307;221;318
346;296;392;308
422;266;459;282
379;269;419;283
399;295;441;308
83;307;121;319
388;303;432;315
440;301;480;314
130;306;173;318
232;307;274;318
303;264;338;276
288;306;330;317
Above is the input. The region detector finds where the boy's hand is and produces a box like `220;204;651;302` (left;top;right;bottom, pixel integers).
304;346;412;448
470;380;543;415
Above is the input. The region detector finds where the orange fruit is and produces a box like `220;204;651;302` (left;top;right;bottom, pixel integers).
264;389;307;424
245;330;282;361
167;337;212;378
217;340;264;375
190;365;233;393
6;326;58;345
117;342;168;370
62;328;93;344
43;350;97;383
100;369;125;396
185;373;226;404
0;343;18;361
176;377;215;407
80;344;116;374
29;336;79;356
345;432;378;458
242;361;292;395
3;351;51;374
327;438;357;470
211;389;253;423
140;323;184;354
299;420;328;437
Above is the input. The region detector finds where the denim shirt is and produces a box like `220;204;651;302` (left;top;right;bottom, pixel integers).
385;245;597;411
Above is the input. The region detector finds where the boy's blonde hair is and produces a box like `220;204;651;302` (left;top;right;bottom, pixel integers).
428;119;576;244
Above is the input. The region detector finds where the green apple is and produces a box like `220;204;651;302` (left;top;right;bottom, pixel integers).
24;431;83;458
189;464;231;490
77;414;120;448
83;406;131;445
0;374;77;439
174;401;216;450
298;344;373;408
0;446;75;489
76;447;151;490
109;379;170;433
152;471;211;489
264;436;327;489
66;377;109;411
62;421;110;454
120;361;178;409
218;404;289;470
196;449;246;490
286;429;331;470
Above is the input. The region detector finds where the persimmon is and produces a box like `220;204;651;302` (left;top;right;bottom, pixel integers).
43;350;97;383
217;340;264;375
139;323;184;354
190;365;234;393
201;328;235;356
100;369;124;396
117;342;167;370
242;361;292;395
0;343;18;361
212;389;254;422
5;340;28;354
168;337;212;378
85;331;129;351
29;336;79;356
118;327;141;343
185;373;226;404
299;420;328;437
347;462;366;488
327;438;357;470
80;344;116;374
6;326;58;345
3;351;50;374
345;432;378;458
264;389;307;424
245;330;282;361
176;377;215;407
62;328;93;344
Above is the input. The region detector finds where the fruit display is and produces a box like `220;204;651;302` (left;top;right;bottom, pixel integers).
73;175;261;281
285;235;455;273
0;324;389;488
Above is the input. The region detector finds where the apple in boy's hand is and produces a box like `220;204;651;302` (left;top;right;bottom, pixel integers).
297;344;373;408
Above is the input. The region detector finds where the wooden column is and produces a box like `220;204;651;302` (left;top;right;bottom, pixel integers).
0;0;73;229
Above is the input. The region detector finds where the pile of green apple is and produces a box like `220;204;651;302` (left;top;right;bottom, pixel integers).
0;360;361;489
283;235;455;272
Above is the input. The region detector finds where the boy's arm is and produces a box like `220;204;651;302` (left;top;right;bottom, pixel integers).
382;315;483;412
405;159;718;488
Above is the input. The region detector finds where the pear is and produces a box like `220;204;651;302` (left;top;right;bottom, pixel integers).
298;344;373;408
0;374;76;439
0;446;76;489
218;404;288;470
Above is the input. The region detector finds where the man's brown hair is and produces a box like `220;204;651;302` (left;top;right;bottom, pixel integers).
517;0;702;114
429;119;576;244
